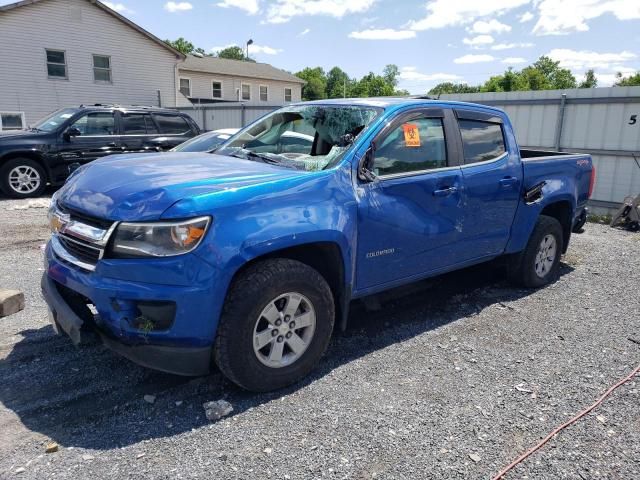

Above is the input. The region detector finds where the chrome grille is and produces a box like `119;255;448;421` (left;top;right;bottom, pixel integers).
58;235;101;264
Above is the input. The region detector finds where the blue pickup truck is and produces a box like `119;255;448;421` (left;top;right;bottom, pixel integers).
42;98;595;391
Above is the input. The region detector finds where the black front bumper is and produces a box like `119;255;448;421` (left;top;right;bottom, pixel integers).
41;274;212;376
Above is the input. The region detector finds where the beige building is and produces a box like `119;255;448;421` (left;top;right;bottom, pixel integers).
0;0;303;130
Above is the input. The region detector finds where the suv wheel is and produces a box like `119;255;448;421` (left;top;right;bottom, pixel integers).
214;259;335;392
0;158;47;198
508;215;563;288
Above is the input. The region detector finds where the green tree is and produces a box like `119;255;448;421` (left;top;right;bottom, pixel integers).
519;66;551;90
296;67;327;100
579;69;598;88
352;72;395;97
326;67;352;98
383;64;400;88
532;56;576;89
164;37;195;55
215;46;255;62
428;82;480;95
614;71;640;86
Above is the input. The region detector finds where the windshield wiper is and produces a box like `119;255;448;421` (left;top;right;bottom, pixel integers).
228;150;282;165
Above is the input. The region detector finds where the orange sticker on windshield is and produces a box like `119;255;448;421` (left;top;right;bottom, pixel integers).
402;123;421;147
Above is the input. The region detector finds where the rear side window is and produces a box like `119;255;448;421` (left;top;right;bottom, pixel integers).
458;120;505;163
121;114;147;134
374;117;447;176
152;114;190;134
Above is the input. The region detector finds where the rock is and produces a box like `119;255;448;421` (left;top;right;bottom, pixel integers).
0;290;25;318
14;467;25;474
82;454;95;461
136;453;146;459
263;447;273;454
596;415;606;424
143;395;156;404
45;442;59;453
203;400;233;421
469;453;481;463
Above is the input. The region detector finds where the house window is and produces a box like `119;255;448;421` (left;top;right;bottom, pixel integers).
93;54;112;83
46;49;67;79
241;83;251;101
284;87;292;102
212;81;222;99
0;112;25;131
259;85;268;102
179;78;191;97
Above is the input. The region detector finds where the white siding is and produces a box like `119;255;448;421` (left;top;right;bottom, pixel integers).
0;0;180;126
177;69;302;106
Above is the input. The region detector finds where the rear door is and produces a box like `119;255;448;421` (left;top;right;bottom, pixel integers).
151;113;197;150
355;107;466;291
454;109;522;260
57;111;120;164
118;112;163;153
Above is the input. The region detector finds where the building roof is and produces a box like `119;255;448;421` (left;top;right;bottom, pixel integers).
0;0;185;59
180;55;305;84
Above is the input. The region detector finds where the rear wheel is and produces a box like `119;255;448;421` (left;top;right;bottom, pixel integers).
0;158;47;198
508;215;563;288
214;259;335;392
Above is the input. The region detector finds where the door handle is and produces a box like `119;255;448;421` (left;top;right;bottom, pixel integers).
499;177;518;188
433;186;458;197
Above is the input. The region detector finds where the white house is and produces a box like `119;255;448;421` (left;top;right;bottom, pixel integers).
0;0;304;131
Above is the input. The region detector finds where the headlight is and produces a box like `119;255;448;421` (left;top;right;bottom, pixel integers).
110;216;211;258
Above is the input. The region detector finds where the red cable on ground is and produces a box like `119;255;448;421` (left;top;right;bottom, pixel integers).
492;362;640;480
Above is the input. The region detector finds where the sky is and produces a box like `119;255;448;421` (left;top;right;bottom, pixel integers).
5;0;639;93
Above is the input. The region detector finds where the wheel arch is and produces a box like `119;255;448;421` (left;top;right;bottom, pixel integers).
540;200;573;253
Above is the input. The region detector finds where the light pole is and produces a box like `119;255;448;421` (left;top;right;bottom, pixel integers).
246;39;253;60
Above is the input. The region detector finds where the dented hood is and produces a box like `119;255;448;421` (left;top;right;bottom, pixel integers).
57;152;304;221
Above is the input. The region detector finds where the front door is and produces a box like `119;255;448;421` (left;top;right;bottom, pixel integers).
355;108;465;292
454;110;522;260
58;111;121;165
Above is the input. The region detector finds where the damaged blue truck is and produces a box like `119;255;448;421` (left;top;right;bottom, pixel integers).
41;98;595;392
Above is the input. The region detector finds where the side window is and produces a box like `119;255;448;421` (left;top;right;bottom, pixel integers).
70;112;115;135
373;117;447;176
121;114;148;134
153;114;190;134
144;116;159;134
458;119;505;164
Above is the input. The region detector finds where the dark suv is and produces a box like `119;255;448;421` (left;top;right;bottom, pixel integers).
0;105;200;198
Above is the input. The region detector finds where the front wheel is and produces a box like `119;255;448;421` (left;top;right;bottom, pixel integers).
214;259;335;392
508;215;563;288
0;158;47;198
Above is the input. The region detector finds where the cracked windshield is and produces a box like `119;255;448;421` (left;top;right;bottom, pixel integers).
216;105;381;171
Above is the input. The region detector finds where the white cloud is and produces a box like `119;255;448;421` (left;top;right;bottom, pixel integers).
211;43;283;55
299;28;311;36
407;0;530;30
533;0;640;36
519;11;534;22
463;35;495;47
502;56;527;64
102;2;134;14
349;28;416;40
491;42;534;50
266;0;376;24
164;1;192;12
595;67;636;86
468;19;511;34
399;67;462;82
547;48;637;70
216;0;259;15
454;54;496;64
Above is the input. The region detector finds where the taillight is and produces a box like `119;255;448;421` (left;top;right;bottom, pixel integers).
588;166;596;199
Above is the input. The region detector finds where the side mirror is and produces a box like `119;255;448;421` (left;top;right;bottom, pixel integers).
64;127;81;140
357;144;378;182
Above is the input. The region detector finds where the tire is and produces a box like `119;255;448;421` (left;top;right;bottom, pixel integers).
0;158;47;199
214;258;335;392
508;215;563;288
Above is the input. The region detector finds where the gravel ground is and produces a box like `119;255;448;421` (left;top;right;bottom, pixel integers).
0;194;639;479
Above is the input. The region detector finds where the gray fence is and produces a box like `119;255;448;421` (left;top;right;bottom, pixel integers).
174;104;280;132
439;86;640;214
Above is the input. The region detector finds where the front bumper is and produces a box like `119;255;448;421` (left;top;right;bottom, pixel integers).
41;241;225;376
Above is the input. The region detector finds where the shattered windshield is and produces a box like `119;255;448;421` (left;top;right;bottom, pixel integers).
215;105;381;171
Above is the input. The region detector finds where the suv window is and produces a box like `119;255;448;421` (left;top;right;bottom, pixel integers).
373;117;447;176
122;114;158;135
153;114;190;134
458;119;505;163
70;112;115;135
